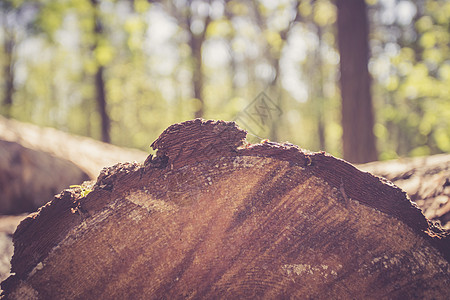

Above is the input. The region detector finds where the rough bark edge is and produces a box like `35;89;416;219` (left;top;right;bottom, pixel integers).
358;154;450;229
146;119;449;260
2;119;449;296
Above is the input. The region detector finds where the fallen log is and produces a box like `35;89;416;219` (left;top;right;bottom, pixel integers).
0;116;147;214
1;119;449;299
0;141;90;214
0;115;147;179
359;154;450;229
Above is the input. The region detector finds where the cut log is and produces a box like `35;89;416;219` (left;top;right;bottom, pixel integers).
0;141;90;214
0;116;147;179
1;119;449;299
359;154;450;229
0;116;147;214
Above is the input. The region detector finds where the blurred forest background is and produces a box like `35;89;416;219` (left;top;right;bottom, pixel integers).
0;0;449;163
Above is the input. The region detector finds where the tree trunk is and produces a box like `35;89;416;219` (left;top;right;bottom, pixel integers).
313;23;326;151
336;0;377;163
2;119;449;299
164;2;209;119
94;65;110;143
250;0;299;142
190;34;205;119
2;30;15;118
91;0;111;143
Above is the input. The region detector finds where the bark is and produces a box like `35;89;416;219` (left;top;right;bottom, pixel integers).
336;0;377;163
1;119;449;299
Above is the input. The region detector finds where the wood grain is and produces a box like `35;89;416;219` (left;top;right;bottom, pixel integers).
2;119;449;299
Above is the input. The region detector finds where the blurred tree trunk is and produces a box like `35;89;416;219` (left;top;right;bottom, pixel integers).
311;23;326;151
313;5;326;152
189;27;207;119
1;20;15;118
95;65;110;143
165;1;210;119
91;0;110;143
297;0;327;152
336;0;377;163
251;0;300;142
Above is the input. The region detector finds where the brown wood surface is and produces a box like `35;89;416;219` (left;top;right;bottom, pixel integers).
359;154;450;230
2;119;449;299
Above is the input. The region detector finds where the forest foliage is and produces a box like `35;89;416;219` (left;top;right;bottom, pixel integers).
0;0;449;160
